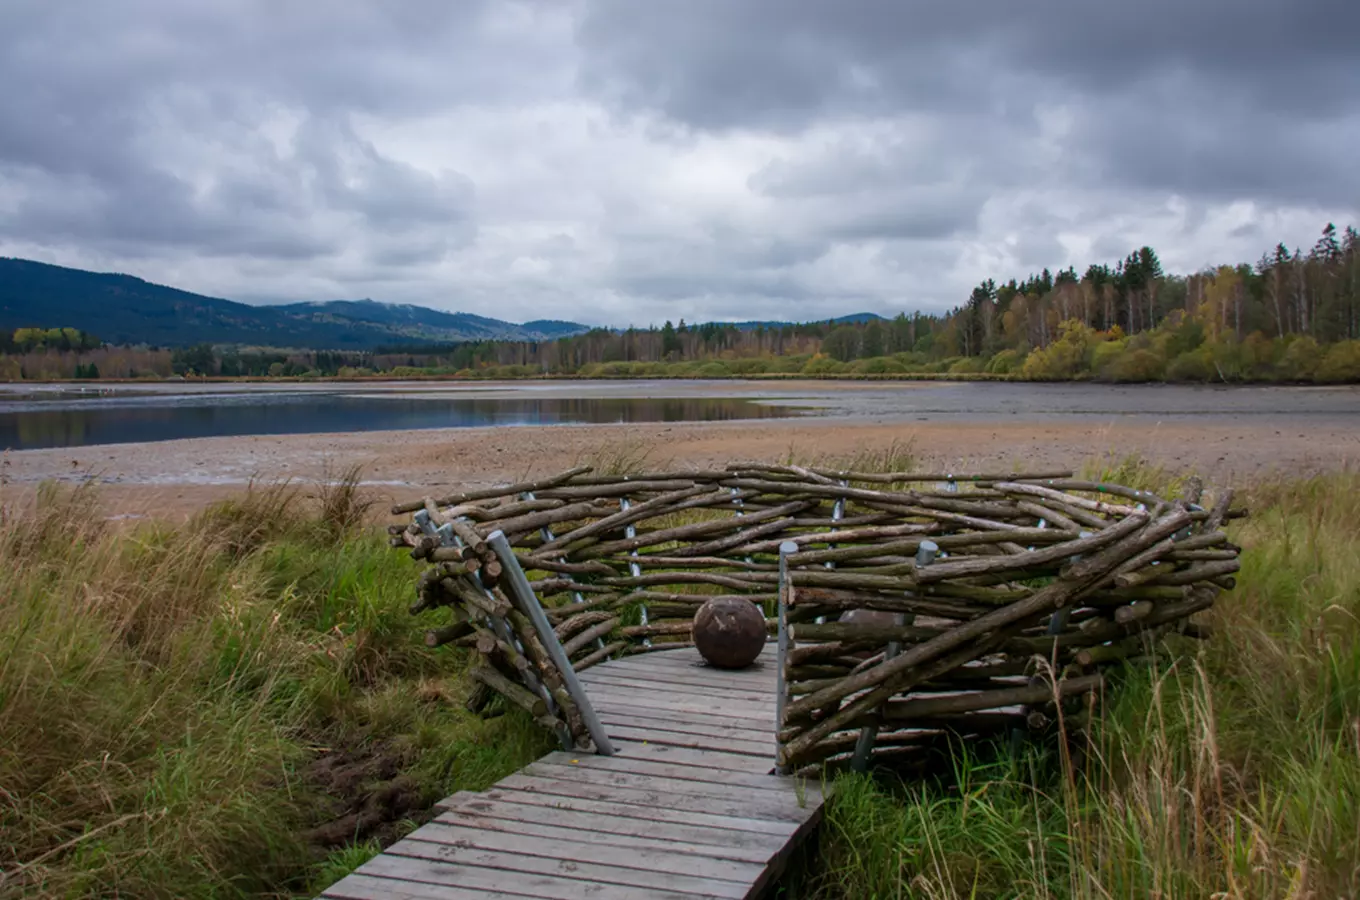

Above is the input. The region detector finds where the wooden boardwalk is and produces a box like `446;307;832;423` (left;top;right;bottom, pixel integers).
319;645;824;900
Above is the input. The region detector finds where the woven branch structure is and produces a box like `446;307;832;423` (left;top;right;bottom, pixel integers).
389;464;1244;772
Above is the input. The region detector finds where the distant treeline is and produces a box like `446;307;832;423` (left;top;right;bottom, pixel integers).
396;221;1360;383
3;222;1359;383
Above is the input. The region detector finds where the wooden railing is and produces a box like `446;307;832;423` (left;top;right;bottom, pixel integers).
390;465;1243;769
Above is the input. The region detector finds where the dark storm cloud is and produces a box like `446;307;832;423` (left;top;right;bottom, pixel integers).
0;0;1356;324
577;0;1360;128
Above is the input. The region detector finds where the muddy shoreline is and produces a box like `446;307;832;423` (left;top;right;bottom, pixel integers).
4;413;1355;521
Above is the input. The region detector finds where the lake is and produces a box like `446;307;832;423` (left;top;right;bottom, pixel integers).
1;379;1356;450
0;386;804;450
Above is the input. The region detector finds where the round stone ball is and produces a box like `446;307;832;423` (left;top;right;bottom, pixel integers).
693;597;767;669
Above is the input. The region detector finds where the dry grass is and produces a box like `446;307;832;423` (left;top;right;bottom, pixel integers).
0;471;549;899
785;461;1360;899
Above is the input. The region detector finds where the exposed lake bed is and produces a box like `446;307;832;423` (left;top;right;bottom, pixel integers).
3;379;1357;518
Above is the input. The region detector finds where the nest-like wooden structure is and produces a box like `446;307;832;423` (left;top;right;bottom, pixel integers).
389;464;1243;772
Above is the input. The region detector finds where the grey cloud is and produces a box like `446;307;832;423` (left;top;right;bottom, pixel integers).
578;0;1360;127
1;0;1356;328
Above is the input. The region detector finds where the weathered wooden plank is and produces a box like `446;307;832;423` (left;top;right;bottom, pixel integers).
611;738;775;773
591;701;776;736
444;786;800;838
600;653;776;678
360;852;723;900
521;762;808;811
582;667;775;693
322;871;515;900
434;809;774;864
595;652;777;675
391;832;755;897
316;641;827;900
538;752;810;795
440;792;788;851
584;666;775;693
579;670;775;702
583;687;775;722
496;772;810;823
583;681;775;712
603;722;775;758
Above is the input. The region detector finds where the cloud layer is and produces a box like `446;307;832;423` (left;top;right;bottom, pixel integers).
3;0;1357;326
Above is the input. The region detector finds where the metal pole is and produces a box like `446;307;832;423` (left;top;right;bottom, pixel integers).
415;510;571;748
816;480;848;625
849;539;937;772
775;540;797;773
487;530;615;756
526;490;606;654
620;497;649;647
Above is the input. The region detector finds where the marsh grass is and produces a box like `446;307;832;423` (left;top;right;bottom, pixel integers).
782;459;1360;899
0;474;549;900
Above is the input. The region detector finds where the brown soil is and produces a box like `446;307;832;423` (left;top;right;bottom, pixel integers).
4;416;1356;520
301;743;426;851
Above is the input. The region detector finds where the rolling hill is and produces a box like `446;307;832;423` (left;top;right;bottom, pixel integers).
0;258;590;349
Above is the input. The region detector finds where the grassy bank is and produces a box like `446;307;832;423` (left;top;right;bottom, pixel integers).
4;458;1358;899
0;476;551;899
783;463;1360;899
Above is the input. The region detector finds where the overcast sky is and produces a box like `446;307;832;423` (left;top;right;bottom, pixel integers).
3;1;1357;327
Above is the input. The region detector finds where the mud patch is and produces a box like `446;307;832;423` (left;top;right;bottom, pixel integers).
302;743;429;851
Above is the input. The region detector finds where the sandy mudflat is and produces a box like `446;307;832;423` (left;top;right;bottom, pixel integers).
4;410;1356;521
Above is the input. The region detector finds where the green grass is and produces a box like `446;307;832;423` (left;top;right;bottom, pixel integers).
780;462;1360;899
0;477;551;899
5;453;1359;899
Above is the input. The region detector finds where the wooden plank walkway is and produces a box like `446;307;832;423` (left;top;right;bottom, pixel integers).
319;645;824;900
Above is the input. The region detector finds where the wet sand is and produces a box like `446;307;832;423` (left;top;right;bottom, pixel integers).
4;401;1356;521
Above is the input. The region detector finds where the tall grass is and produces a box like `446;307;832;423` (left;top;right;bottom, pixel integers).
787;464;1360;899
0;476;549;899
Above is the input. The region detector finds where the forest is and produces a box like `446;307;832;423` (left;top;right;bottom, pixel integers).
2;222;1358;383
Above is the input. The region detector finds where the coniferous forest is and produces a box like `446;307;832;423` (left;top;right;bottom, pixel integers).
3;222;1358;383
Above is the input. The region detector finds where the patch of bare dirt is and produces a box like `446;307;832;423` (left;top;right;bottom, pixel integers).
301;744;427;851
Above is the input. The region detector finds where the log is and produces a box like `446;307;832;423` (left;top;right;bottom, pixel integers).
1114;600;1156;625
534;485;722;553
789;621;945;644
392;465;592;513
786;527;1081;567
572;641;627;671
803;467;1074;484
992;482;1142;517
475;501;619;539
882;674;1103;721
448;577;511;618
425;621;474;647
516;555;617;576
561;617;621;657
782;511;1150;722
469;666;547;717
475;628;533;673
579;499;813;558
914;524;1147;584
553;610;617;642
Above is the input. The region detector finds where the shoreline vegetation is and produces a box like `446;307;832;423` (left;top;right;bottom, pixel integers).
3;452;1358;898
4;222;1360;387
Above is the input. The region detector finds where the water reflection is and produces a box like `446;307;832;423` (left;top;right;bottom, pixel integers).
0;394;799;450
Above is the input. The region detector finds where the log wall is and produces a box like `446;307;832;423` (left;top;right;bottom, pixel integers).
389;465;1244;769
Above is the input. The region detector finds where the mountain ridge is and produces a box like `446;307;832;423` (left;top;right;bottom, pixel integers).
0;258;594;349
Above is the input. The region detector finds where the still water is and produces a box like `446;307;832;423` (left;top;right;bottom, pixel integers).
0;390;801;450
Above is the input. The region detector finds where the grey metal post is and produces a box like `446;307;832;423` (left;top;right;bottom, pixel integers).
850;539;938;772
488;530;615;756
526;490;606;653
415;509;571;748
775;540;798;773
620;497;649;646
815;480;848;625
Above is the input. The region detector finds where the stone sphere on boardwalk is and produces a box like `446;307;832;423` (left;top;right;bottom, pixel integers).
693;596;766;669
